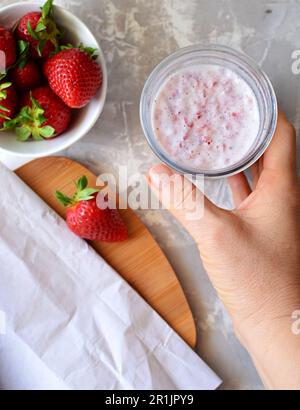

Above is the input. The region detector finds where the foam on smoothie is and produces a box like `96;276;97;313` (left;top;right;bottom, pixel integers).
152;64;260;171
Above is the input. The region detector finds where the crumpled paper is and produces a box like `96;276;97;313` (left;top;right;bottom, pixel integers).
0;162;221;390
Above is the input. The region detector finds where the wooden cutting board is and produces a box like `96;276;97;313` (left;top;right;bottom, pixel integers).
16;156;197;348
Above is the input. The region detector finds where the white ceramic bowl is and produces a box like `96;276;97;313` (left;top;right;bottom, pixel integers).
0;2;107;158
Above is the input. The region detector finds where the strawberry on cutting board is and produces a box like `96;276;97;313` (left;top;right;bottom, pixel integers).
16;0;62;59
0;82;17;128
3;85;71;140
56;176;128;242
10;41;41;92
43;46;102;108
0;26;16;69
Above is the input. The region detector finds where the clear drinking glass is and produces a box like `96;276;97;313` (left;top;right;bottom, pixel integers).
140;44;277;179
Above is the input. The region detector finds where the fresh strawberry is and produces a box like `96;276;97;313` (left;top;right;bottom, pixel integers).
10;59;41;92
43;47;102;108
16;0;62;59
0;26;16;69
0;82;17;128
3;85;71;140
10;41;41;92
56;176;128;242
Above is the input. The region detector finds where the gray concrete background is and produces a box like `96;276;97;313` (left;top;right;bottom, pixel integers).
3;0;300;389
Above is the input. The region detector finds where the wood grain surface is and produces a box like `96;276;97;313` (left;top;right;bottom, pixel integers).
16;156;197;348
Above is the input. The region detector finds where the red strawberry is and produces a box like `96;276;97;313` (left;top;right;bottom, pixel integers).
56;176;128;242
16;0;62;59
10;41;41;92
43;47;102;108
0;26;16;69
10;60;41;92
4;85;71;140
0;82;17;128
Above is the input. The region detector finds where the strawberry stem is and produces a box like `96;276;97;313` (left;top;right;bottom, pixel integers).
3;92;55;141
28;0;63;56
57;43;98;59
55;176;100;207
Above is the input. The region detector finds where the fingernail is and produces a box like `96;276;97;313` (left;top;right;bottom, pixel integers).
148;164;174;188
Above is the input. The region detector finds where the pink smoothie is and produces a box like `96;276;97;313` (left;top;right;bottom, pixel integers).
152;64;260;171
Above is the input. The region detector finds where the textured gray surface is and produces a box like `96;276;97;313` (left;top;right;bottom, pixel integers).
2;0;300;390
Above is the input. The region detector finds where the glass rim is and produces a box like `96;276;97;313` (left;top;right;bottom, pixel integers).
140;44;278;179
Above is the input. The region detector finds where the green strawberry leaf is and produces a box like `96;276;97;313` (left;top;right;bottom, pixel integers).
60;43;74;51
35;21;47;32
27;21;39;40
55;191;74;207
3;118;16;129
40;125;55;138
41;0;53;19
0;113;11;120
75;175;88;191
0;82;12;101
56;176;100;207
18;39;28;54
0;91;7;101
31;128;44;140
4;93;57;141
76;188;99;201
36;40;46;57
15;40;30;69
57;43;99;60
16;127;31;141
36;44;41;58
19;106;33;122
0;82;12;91
31;96;45;120
0;104;9;112
78;43;98;59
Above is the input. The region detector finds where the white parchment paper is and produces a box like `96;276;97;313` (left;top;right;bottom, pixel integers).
0;162;221;390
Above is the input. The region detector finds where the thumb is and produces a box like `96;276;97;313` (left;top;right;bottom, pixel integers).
148;163;225;237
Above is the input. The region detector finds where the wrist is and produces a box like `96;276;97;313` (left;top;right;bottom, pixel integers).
231;278;300;344
233;300;300;389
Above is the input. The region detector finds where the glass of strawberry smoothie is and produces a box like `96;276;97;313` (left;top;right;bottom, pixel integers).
140;45;277;178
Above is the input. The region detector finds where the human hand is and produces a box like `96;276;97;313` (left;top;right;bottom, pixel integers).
148;111;300;389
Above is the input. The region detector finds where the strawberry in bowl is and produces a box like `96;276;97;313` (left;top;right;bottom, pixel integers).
0;0;107;158
4;86;71;140
44;46;103;109
15;0;62;59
